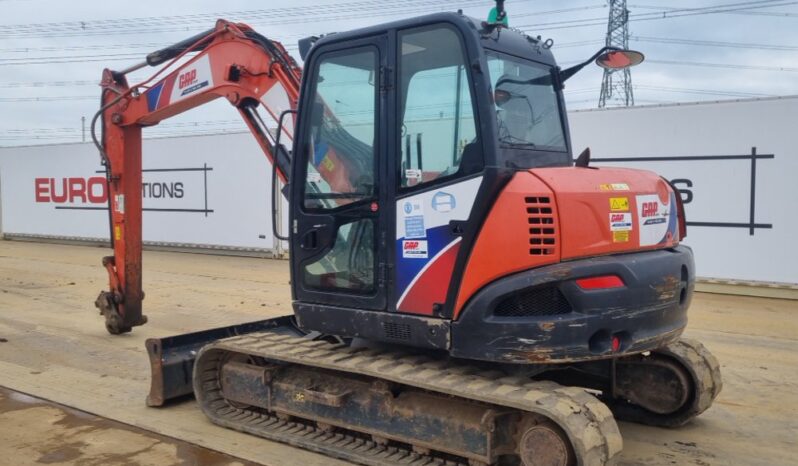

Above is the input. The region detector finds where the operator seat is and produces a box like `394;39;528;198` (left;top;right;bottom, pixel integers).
459;140;484;175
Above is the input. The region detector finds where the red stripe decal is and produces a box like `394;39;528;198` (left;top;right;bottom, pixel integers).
397;242;460;315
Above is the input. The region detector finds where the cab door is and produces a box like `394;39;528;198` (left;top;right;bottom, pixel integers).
290;36;388;311
392;24;483;316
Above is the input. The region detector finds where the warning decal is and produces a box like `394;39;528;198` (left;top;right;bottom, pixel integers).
609;197;629;211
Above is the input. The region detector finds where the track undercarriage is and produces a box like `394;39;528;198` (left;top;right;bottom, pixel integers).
165;322;721;466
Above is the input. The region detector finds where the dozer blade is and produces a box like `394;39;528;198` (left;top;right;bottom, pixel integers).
145;316;298;406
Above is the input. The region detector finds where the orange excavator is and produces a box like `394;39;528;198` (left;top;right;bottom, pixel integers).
92;3;721;465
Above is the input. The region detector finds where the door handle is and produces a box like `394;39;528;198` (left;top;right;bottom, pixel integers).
300;230;318;250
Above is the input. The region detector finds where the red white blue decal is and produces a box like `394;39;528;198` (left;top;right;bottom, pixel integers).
395;176;482;315
145;55;214;112
396;237;461;313
636;192;678;246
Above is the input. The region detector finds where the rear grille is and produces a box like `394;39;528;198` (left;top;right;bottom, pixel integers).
381;321;412;341
526;196;556;256
493;286;572;317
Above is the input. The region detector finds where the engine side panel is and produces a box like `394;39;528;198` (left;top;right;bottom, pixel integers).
531;166;680;260
453;172;561;318
454;167;681;318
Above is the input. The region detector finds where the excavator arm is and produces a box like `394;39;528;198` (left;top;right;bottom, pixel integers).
93;20;301;334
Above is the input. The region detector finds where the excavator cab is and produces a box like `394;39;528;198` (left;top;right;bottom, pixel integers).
289;14;565;316
287;13;642;348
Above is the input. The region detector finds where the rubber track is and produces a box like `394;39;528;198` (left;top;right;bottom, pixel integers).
610;337;722;427
194;331;623;466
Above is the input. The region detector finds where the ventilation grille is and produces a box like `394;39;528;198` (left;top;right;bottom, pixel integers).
526;196;556;256
494;286;573;317
382;321;412;341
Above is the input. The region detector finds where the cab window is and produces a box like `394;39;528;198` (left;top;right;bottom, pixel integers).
398;25;480;189
486;52;566;151
303;49;377;210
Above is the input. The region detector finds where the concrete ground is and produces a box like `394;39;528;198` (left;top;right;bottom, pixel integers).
0;240;796;466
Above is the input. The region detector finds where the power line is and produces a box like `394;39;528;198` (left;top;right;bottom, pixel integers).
0;42;166;53
0;0;456;30
634;84;775;97
629;3;798;17
0;0;435;30
569;84;777;98
0;0;491;38
0;95;96;102
0;55;158;66
3;119;244;133
648;59;798;72
632;35;798;51
0;80;98;88
553;35;798;52
0;45;300;66
0;128;250;142
504;4;606;18
516;0;798;31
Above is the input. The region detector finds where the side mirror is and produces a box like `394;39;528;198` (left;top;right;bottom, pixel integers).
595;49;645;70
559;47;645;84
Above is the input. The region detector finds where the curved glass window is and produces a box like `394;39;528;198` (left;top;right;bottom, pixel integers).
487;52;566;152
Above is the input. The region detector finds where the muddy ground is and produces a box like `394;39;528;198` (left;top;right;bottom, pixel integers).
0;386;256;466
0;240;796;465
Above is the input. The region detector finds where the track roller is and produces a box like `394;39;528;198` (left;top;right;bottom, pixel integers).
517;418;575;466
607;337;722;427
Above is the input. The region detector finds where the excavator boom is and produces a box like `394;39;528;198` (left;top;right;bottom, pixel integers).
93;20;299;334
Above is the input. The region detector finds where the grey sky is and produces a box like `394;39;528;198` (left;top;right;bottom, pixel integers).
1;0;797;146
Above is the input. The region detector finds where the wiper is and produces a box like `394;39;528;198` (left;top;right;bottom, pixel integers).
305;192;370;200
499;135;537;147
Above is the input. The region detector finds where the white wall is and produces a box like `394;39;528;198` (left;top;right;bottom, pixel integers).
0;132;288;254
568;96;798;285
1;96;796;284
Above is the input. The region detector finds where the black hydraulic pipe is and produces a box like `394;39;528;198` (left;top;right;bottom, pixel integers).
145;28;215;67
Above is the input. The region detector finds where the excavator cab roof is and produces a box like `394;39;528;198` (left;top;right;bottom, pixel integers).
305;12;558;68
300;12;572;171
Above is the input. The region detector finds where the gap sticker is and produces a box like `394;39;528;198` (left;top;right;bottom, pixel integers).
402;240;428;258
637;194;672;246
609;197;629;211
170;54;213;103
609;212;633;231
